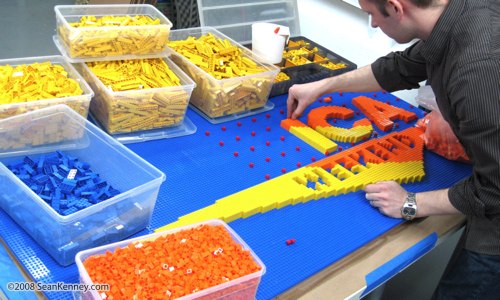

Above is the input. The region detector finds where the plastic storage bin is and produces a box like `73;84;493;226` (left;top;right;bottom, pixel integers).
167;27;279;121
197;0;300;44
269;36;357;97
79;57;196;135
54;5;173;62
76;219;265;300
0;105;165;266
0;55;93;119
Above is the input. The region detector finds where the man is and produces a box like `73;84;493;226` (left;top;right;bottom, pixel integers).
286;0;499;298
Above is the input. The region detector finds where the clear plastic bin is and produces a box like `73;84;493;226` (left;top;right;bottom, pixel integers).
0;55;93;119
76;219;265;300
0;105;166;266
79;57;196;135
54;5;173;62
167;27;279;121
197;0;300;44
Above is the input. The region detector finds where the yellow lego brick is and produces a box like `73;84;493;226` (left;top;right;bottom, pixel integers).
289;125;338;154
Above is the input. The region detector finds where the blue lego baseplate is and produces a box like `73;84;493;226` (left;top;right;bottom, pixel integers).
0;91;472;300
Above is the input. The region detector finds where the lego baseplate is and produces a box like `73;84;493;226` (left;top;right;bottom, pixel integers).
0;91;472;300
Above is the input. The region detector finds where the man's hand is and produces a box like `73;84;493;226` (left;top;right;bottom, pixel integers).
286;81;324;119
364;181;408;218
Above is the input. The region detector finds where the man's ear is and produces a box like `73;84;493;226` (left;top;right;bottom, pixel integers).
386;0;405;18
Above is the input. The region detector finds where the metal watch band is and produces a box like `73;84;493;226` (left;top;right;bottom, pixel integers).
401;192;417;221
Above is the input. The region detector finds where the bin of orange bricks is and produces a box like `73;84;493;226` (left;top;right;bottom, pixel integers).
79;57;195;135
53;5;173;62
166;27;279;120
76;219;266;300
0;55;93;120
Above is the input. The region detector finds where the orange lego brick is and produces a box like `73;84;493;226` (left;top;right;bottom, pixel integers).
280;118;308;131
352;96;418;132
281;118;338;154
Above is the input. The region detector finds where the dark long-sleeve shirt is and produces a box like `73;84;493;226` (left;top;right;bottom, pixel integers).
371;0;500;254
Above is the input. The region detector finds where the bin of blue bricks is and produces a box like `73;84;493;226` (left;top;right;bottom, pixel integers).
0;105;165;266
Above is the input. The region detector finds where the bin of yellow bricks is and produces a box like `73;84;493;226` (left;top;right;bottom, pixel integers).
54;5;173;62
80;57;195;135
0;55;94;120
166;27;279;120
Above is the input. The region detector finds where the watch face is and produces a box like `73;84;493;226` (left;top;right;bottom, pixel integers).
403;207;416;216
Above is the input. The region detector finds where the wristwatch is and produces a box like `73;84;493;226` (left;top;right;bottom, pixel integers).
401;192;417;221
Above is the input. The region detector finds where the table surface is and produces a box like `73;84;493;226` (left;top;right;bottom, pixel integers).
0;91;472;300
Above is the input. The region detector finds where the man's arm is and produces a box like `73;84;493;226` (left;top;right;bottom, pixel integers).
364;181;462;219
286;65;383;119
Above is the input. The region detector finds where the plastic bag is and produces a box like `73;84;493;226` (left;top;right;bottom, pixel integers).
414;85;469;162
416;110;469;162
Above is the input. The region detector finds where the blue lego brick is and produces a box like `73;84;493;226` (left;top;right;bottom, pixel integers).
23;156;36;168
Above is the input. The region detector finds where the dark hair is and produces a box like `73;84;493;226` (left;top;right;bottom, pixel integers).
367;0;435;17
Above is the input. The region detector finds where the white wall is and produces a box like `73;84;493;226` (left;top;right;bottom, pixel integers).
296;0;422;104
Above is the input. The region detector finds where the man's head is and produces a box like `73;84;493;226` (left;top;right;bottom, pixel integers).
366;0;435;16
359;0;444;43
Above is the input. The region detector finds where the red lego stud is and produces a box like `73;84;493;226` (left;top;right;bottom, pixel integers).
265;157;271;162
221;126;226;131
339;92;343;96
386;101;391;105
249;162;254;168
373;93;377;97
295;146;300;151
266;141;271;146
266;126;271;132
235;136;241;141
311;157;316;162
237;122;242;127
297;162;302;167
281;151;286;157
205;131;210;136
338;146;343;151
250;146;255;151
280;136;285;141
286;239;296;246
266;113;271;118
252;117;257;122
251;131;256;137
265;174;271;180
325;151;330;156
281;168;287;174
219;141;224;146
233;152;239;157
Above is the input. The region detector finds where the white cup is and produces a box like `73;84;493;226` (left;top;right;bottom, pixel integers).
252;23;288;64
